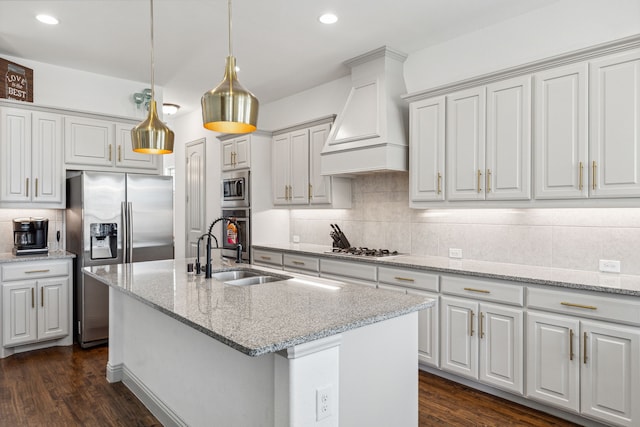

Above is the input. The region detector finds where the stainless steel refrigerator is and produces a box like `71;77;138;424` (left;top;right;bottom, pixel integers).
66;171;174;348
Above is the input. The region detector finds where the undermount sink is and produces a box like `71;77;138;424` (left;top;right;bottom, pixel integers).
210;270;261;281
211;268;292;286
224;276;283;286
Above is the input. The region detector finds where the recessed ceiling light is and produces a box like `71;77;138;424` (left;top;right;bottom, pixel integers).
318;13;338;25
36;14;59;25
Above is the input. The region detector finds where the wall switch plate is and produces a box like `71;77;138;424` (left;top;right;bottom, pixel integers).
449;248;462;259
316;385;333;421
599;259;621;273
292;235;300;243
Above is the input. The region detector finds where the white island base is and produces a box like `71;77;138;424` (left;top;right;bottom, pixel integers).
106;288;419;427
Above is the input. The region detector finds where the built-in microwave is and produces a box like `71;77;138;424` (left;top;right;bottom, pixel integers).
222;170;250;207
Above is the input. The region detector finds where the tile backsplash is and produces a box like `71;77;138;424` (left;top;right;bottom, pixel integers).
290;172;640;274
0;209;65;253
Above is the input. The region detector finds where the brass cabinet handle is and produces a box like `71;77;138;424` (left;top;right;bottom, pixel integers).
284;185;288;200
477;169;482;193
583;332;588;364
480;312;485;339
41;287;44;307
561;302;597;310
394;276;415;283
486;169;491;193
260;256;272;261
35;178;38;197
579;162;584;190
26;178;29;197
470;310;475;337
31;288;34;308
569;328;574;361
309;184;313;200
109;144;112;161
25;269;50;274
437;172;442;194
592;161;597;190
288;185;292;200
464;287;490;294
292;260;305;266
118;145;122;162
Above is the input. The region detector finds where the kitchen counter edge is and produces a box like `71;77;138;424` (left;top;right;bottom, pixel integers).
0;251;76;263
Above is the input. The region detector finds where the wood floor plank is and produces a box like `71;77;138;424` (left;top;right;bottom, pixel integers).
0;345;580;426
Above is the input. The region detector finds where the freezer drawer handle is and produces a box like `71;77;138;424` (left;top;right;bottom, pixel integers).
25;269;50;274
561;302;597;310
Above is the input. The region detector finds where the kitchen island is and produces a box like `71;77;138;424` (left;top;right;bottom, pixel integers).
84;259;433;427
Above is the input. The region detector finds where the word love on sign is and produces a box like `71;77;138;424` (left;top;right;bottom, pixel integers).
1;58;34;103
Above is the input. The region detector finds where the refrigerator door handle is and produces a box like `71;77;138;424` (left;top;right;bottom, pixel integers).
121;201;128;263
127;202;133;263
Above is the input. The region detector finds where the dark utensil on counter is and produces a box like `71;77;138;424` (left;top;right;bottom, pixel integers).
330;230;341;247
333;224;351;249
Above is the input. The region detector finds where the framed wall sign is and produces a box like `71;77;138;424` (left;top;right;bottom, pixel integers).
1;58;33;102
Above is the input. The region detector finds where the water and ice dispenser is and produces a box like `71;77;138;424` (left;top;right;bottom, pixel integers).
90;223;117;260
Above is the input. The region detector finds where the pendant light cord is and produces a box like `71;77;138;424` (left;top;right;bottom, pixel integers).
150;0;155;102
228;0;232;56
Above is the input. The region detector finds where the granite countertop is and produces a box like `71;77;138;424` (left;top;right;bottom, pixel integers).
253;243;640;296
83;259;433;357
0;250;76;263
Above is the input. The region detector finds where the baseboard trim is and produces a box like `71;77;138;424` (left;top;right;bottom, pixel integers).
106;362;123;383
117;365;188;427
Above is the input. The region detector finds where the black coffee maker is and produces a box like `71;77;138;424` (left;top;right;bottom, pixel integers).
13;217;48;255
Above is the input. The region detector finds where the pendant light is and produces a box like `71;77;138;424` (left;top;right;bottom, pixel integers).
201;0;259;134
131;0;174;154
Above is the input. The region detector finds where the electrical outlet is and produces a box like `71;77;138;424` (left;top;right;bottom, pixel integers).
449;248;462;259
599;259;621;273
292;235;300;243
316;385;333;421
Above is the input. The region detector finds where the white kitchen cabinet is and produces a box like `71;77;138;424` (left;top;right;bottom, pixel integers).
65;116;160;173
441;296;478;378
446;76;531;201
410;96;445;203
283;253;319;276
221;135;250;171
2;261;70;349
590;49;640;198
272;116;351;208
534;63;589;199
408;289;439;368
252;248;284;268
0;108;64;206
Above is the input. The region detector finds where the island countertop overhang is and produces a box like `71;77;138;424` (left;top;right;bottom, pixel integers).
83;259;433;357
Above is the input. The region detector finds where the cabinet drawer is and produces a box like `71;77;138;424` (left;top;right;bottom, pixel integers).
320;259;377;282
527;287;640;326
378;266;439;292
283;254;319;273
441;275;524;306
2;261;70;282
252;249;283;267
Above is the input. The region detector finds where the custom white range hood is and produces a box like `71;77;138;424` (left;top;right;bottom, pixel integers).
321;46;409;175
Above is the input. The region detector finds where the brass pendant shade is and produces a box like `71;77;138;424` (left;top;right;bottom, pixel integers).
131;100;174;154
201;0;259;134
131;0;174;154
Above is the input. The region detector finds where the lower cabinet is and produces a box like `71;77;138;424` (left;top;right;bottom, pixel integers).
1;260;71;352
527;311;640;426
441;295;523;395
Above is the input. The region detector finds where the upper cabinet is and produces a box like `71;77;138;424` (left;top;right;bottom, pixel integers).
0;107;64;207
410;96;445;203
221;135;250;171
590;49;640;198
272;116;351;208
64;116;160;173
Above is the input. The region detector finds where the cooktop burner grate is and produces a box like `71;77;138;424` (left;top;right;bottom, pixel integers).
327;247;400;257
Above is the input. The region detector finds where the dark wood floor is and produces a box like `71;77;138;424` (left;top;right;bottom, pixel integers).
0;345;579;426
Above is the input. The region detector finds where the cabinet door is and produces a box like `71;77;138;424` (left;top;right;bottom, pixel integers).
485;76;531;200
446;87;486;200
234;136;250;169
221;140;235;171
64;116;114;167
479;303;523;395
441;296;478;380
289;129;310;204
410;96;445;202
0;107;31;202
590;49;640;197
37;277;69;341
534;63;588;199
2;282;37;347
272;134;291;205
309;123;332;204
408;289;439;368
115;124;159;171
31;112;63;204
581;320;640;427
526;311;580;412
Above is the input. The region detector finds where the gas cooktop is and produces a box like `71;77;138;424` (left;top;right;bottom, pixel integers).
324;247;401;258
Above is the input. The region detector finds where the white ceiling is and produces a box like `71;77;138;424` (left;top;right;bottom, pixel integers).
0;0;558;117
